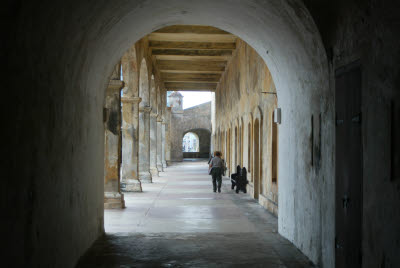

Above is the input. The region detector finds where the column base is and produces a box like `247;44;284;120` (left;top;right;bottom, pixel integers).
139;171;152;183
121;179;142;192
104;192;125;209
150;167;159;177
162;161;167;168
157;164;163;172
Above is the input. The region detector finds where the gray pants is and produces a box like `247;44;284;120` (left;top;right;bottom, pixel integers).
211;167;222;191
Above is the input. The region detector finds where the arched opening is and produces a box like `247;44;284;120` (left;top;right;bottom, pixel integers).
8;2;348;267
272;112;278;184
182;132;199;152
253;118;260;200
240;121;244;166
222;131;226;159
234;126;238;167
227;128;231;175
248;122;252;176
182;129;211;159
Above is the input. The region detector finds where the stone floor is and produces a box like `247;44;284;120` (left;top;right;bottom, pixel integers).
76;161;314;267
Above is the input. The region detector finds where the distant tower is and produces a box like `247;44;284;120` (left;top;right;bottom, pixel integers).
168;91;183;113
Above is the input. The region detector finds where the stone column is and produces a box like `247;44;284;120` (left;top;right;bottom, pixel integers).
149;112;159;177
156;116;163;172
104;80;125;209
139;106;152;183
162;121;167;168
121;96;142;192
165;107;172;165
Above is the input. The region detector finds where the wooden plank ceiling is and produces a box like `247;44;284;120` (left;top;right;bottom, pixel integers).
149;26;237;91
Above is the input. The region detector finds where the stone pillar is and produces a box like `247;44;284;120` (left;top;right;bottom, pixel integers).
104;80;125;209
149;112;159;177
121;96;142;192
156;116;163;172
165;107;172;164
139;106;152;183
162;121;167;168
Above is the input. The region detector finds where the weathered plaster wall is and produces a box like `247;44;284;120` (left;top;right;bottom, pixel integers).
169;102;211;161
214;39;279;215
303;0;400;266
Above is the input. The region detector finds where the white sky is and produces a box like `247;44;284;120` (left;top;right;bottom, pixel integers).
179;91;212;109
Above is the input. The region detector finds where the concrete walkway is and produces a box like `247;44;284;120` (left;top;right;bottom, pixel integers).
77;161;313;267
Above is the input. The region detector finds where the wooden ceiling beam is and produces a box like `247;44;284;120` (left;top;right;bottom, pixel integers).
165;82;217;91
157;60;226;72
148;33;236;43
155;55;229;61
148;26;237;91
162;73;221;82
154;25;230;35
149;41;236;50
153;48;231;61
152;49;232;56
169;88;215;92
160;70;224;74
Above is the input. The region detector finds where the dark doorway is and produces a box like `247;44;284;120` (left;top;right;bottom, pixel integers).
253;119;260;200
335;62;363;268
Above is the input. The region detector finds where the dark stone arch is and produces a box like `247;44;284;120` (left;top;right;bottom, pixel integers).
182;128;211;159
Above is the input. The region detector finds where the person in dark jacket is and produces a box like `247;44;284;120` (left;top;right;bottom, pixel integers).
209;151;223;193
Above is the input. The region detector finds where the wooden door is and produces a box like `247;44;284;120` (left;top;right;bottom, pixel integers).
335;62;363;267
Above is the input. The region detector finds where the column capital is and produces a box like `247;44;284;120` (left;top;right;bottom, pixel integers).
139;106;152;113
121;96;141;104
157;115;163;122
150;112;158;118
107;80;124;92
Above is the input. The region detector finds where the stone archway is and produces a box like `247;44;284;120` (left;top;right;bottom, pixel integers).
253;118;261;200
182;128;211;159
8;1;334;267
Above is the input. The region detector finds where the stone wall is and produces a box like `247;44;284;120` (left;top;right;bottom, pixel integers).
169;101;212;161
214;39;279;215
303;1;400;265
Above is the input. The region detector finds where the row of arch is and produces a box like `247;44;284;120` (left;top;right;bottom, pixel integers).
214;105;278;211
105;43;169;200
121;47;164;114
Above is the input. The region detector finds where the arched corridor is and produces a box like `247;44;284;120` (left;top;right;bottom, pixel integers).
4;1;400;267
77;161;312;267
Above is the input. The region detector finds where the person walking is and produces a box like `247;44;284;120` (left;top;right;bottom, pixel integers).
209;151;223;193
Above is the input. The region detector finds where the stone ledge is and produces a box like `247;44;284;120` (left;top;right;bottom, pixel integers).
121;96;141;103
